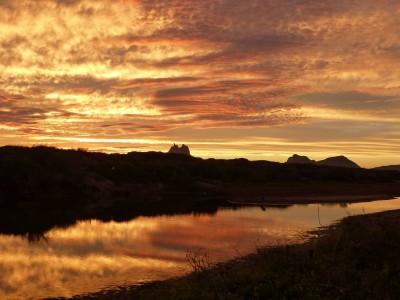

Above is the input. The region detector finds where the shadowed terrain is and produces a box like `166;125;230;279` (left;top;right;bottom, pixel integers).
0;145;399;236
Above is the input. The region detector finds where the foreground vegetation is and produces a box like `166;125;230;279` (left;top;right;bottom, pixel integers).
64;209;400;300
0;145;399;236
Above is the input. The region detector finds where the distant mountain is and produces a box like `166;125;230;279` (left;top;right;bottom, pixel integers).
287;154;316;164
168;144;191;156
317;156;360;168
374;165;400;172
287;154;360;168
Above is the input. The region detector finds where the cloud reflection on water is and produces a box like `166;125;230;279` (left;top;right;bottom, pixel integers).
0;208;306;299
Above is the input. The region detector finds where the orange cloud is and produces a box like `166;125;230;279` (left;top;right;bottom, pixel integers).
0;0;399;166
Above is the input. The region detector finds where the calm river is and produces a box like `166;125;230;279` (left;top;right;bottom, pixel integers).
1;197;400;299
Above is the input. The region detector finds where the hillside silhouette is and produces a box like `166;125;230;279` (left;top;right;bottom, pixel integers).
287;154;360;168
0;146;399;235
168;144;191;155
1;146;397;198
374;165;400;172
317;155;360;168
287;154;317;164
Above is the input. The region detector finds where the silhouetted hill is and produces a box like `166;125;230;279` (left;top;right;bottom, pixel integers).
287;154;316;164
0;146;396;200
374;165;400;172
317;156;360;168
168;144;190;155
287;154;360;168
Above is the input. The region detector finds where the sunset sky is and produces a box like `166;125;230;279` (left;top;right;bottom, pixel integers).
0;0;399;167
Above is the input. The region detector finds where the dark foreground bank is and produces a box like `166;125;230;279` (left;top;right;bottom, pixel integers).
52;209;400;300
1;145;400;236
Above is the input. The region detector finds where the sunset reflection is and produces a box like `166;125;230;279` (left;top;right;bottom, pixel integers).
0;198;399;299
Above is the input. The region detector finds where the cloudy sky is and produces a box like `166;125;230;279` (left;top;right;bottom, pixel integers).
0;0;399;167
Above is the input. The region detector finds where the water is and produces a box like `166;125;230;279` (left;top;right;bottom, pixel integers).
0;197;399;299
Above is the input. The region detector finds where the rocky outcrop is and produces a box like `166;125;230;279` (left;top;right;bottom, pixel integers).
287;154;360;168
287;154;316;164
317;156;360;168
168;144;191;156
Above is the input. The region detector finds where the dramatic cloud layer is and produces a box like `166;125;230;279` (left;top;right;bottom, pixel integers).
1;0;399;166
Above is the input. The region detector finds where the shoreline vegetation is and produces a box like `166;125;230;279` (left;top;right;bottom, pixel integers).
51;209;400;300
0;145;399;237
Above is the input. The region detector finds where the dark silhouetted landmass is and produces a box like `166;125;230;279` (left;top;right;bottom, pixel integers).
374;165;400;172
287;154;360;168
317;155;360;168
287;154;316;164
168;143;191;155
0;145;399;235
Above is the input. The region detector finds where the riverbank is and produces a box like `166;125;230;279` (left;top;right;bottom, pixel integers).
55;208;400;300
